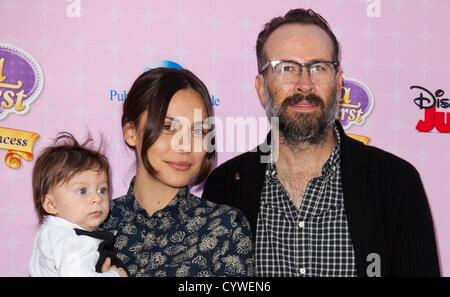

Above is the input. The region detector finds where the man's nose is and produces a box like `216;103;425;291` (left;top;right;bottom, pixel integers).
293;69;314;95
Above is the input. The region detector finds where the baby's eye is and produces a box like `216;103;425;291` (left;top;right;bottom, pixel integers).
98;187;109;195
78;187;87;195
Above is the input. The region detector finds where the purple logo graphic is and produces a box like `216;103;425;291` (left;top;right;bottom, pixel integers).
0;43;44;120
338;77;374;129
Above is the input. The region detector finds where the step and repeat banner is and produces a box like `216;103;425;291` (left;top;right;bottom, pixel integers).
0;0;449;276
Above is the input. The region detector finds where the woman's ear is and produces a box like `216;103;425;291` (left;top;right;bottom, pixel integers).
123;122;137;147
42;194;58;215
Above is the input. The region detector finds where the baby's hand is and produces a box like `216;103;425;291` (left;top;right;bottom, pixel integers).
101;257;111;272
111;265;128;277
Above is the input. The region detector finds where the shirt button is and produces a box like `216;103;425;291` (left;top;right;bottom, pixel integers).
300;268;306;275
139;268;145;274
298;221;305;229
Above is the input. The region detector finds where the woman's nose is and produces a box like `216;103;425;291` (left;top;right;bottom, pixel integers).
173;132;192;153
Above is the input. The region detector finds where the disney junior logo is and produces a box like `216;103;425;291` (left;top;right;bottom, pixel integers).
411;85;449;133
0;43;44;120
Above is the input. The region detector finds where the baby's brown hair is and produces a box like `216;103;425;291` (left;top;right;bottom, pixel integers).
32;132;109;223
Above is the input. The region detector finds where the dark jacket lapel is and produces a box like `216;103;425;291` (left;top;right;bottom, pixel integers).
336;121;369;276
233;133;271;240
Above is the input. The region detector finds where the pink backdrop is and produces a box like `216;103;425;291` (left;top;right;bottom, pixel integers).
0;0;449;276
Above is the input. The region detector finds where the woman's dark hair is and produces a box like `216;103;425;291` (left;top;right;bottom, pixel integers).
32;132;109;224
256;8;341;71
121;67;215;185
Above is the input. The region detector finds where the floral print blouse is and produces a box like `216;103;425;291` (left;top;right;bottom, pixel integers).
101;178;254;277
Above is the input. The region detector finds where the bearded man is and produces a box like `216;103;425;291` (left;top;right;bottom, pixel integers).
202;8;440;277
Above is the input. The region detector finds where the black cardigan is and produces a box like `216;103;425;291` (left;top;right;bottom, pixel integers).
202;121;440;277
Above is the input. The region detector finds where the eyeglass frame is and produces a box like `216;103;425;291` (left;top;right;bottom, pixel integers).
258;59;340;83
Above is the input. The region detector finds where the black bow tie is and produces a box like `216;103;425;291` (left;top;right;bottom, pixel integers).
74;228;127;275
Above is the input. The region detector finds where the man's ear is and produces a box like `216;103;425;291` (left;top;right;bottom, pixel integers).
336;69;344;95
123;122;137;147
42;194;58;215
255;74;266;108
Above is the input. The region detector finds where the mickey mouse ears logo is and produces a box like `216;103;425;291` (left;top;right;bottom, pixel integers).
0;43;44;120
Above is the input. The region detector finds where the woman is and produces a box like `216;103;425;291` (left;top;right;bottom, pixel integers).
101;67;254;277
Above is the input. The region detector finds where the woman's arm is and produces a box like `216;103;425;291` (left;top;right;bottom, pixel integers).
212;208;255;277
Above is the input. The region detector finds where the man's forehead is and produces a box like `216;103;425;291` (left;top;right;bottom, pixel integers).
264;23;334;60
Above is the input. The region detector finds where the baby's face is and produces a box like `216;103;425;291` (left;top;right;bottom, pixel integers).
45;169;110;231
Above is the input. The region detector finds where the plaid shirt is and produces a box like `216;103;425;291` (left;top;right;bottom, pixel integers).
255;126;357;277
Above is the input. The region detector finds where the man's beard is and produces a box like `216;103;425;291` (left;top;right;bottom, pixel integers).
264;85;338;147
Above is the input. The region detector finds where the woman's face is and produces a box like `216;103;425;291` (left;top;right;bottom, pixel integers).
124;88;209;188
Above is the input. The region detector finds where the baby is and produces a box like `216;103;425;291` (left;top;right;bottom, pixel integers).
28;132;127;277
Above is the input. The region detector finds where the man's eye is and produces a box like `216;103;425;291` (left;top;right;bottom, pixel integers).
311;64;326;72
281;65;295;72
78;188;87;195
276;62;298;73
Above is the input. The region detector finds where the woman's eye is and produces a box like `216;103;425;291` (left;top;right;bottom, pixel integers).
192;128;205;137
163;121;181;133
163;123;175;131
78;188;87;195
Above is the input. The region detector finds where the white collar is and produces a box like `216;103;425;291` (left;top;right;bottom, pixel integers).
43;215;86;230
